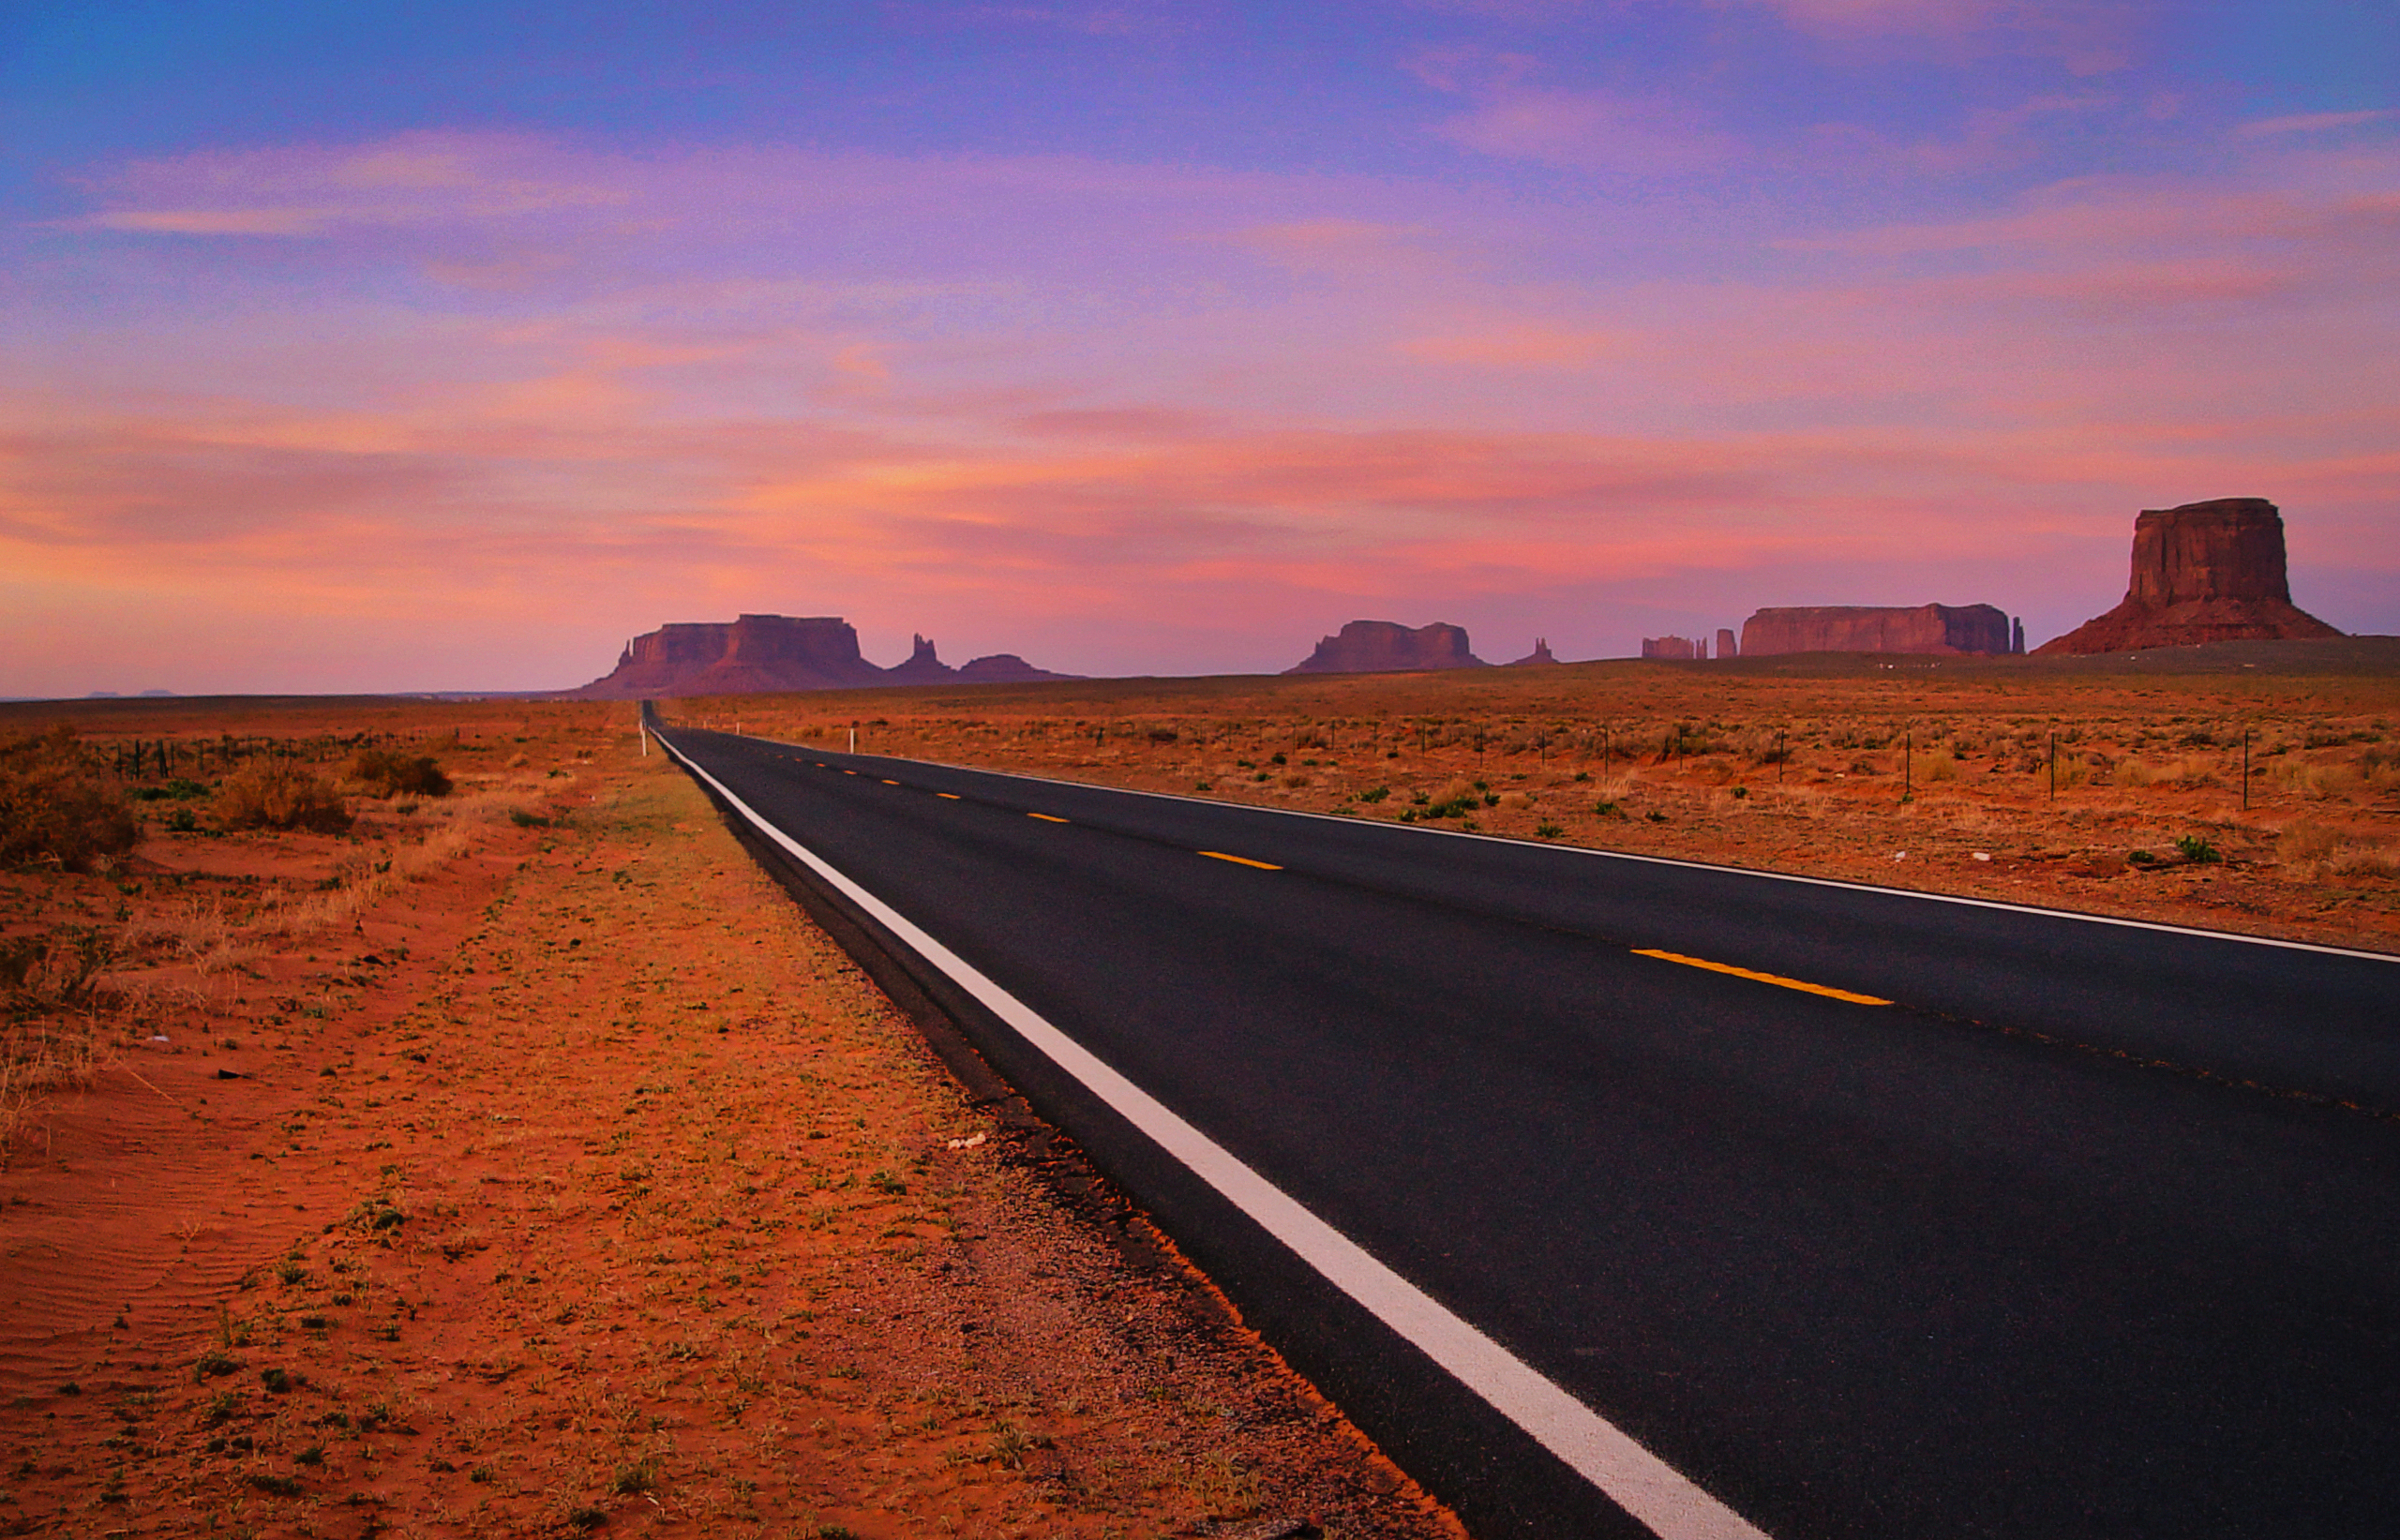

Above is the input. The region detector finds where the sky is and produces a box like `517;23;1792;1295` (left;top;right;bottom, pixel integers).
3;1;2394;695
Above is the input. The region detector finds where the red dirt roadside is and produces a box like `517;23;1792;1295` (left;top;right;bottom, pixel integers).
0;732;1462;1540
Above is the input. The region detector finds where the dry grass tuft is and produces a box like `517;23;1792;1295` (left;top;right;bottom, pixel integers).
0;928;118;1155
260;823;473;937
122;896;253;973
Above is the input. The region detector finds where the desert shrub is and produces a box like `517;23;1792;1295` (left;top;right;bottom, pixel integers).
2278;820;2395;880
2332;843;2400;879
2278;819;2339;867
348;748;451;799
1419;779;1483;819
1920;752;1958;783
0;926;114;1009
0;727;139;871
218;760;352;833
2175;834;2221;864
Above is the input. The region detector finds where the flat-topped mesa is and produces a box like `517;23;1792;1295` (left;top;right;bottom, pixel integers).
573;616;1079;697
1741;603;2011;657
1284;620;1487;675
2036;498;2342;655
576;615;887;698
1642;635;1700;660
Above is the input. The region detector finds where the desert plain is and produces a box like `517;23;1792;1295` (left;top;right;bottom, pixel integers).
3;640;2396;1537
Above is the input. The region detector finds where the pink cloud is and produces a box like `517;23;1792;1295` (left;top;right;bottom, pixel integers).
1732;0;2143;72
1397;324;1619;367
2235;109;2396;140
7;127;2395;690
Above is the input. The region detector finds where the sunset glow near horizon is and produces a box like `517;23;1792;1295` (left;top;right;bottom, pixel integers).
4;2;2395;696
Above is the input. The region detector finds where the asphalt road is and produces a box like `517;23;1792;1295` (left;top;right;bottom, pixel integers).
660;725;2400;1540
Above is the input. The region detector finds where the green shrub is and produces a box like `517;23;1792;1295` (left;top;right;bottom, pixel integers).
2175;834;2222;864
348;748;451;798
218;761;352;833
0;726;138;870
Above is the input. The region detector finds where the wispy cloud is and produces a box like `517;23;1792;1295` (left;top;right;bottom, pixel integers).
1434;89;1735;172
2235;108;2396;139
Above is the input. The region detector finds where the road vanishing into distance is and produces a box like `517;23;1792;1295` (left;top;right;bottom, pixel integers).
659;725;2400;1540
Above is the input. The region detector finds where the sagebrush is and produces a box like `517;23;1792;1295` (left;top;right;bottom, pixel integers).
218;760;352;833
348;748;452;798
0;726;139;871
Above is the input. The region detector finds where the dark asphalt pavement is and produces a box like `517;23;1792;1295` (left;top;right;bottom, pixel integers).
662;725;2400;1540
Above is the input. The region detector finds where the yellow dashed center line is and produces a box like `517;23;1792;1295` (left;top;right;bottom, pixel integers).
1200;851;1282;871
1632;949;1890;1006
881;779;901;785
1027;812;1071;823
937;792;962;800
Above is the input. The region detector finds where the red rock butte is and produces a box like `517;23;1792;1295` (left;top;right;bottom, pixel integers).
572;615;1075;698
2036;498;2341;655
1284;620;1487;675
1741;604;2014;657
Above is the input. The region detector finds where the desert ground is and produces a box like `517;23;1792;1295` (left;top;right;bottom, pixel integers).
3;643;2393;1534
0;697;1456;1539
676;638;2400;955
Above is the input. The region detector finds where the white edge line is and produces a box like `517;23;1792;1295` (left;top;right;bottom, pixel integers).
743;732;2396;966
658;729;1769;1540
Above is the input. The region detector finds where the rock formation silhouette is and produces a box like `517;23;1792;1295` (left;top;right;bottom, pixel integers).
1284;620;1487;674
2035;498;2340;655
1741;604;2011;656
572;616;1078;697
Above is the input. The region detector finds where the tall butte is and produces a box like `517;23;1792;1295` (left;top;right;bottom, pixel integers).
2036;498;2341;655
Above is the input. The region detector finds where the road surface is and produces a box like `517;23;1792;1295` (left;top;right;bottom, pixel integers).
660;725;2400;1540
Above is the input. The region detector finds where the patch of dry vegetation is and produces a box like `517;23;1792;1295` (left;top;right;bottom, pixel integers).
215;759;353;834
0;725;138;871
347;745;453;799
